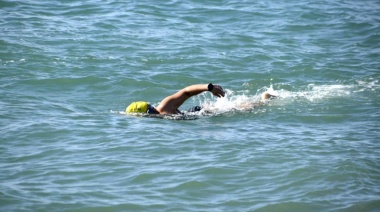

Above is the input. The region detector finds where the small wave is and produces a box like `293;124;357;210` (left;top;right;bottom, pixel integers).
355;79;380;92
272;84;353;102
113;110;200;120
273;79;378;103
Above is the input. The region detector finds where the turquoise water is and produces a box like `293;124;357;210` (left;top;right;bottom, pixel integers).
1;0;380;211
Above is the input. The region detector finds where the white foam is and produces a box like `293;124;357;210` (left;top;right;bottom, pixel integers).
196;83;359;114
198;89;263;114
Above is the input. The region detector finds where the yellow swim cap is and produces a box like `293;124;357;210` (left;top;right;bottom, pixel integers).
126;101;149;113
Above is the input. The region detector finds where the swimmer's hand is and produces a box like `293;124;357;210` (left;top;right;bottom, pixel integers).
211;84;225;98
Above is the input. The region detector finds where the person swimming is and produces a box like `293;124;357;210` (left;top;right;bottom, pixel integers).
125;83;275;115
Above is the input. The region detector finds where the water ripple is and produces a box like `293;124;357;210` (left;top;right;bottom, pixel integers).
1;0;380;211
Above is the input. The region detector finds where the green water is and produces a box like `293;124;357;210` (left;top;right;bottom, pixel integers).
1;0;380;211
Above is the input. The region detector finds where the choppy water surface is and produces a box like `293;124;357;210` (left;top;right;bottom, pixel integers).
1;0;380;211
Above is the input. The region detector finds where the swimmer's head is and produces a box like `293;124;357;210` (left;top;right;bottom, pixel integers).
126;101;158;114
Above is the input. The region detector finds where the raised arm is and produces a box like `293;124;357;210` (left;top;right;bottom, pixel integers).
156;83;225;114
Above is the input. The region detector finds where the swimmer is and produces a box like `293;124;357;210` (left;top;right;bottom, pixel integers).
126;83;275;115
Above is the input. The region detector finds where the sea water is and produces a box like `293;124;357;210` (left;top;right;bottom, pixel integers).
1;0;380;211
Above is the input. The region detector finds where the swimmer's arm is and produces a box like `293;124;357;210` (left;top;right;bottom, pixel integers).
156;84;225;114
183;84;225;98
